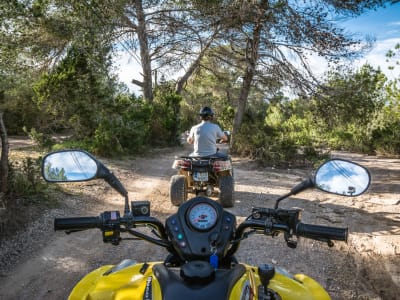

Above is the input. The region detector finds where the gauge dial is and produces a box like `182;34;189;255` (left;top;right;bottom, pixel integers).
187;203;218;231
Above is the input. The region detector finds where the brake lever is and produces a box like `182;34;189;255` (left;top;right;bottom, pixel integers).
284;232;298;248
263;217;274;235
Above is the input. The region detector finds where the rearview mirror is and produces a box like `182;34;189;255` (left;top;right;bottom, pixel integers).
315;159;371;196
42;150;98;182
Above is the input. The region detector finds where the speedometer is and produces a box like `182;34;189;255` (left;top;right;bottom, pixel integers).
187;203;218;231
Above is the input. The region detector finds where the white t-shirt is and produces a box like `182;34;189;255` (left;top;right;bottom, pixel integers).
188;121;225;156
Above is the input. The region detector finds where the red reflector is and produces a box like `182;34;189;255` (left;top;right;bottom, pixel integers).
213;160;231;172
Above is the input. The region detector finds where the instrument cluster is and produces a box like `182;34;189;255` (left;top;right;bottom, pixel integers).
165;197;236;261
187;202;218;231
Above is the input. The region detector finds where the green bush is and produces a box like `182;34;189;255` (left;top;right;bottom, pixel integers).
150;90;183;147
8;156;51;205
23;127;54;150
90;97;153;156
233;99;329;168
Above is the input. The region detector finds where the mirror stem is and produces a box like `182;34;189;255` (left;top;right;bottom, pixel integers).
124;195;130;215
290;178;314;195
274;178;314;209
274;192;293;209
104;173;128;198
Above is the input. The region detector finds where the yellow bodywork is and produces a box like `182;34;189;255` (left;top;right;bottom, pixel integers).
68;262;330;300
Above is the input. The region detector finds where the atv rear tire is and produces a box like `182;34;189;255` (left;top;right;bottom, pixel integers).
170;175;187;206
219;175;234;208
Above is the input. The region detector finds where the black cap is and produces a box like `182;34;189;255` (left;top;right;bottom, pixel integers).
199;106;214;116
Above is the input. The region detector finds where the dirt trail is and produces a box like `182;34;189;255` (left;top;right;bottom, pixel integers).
0;143;399;299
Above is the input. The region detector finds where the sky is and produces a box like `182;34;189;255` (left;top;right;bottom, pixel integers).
114;3;400;94
337;2;400;79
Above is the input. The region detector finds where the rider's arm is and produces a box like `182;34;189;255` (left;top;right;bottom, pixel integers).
217;128;228;143
187;129;194;144
220;133;228;143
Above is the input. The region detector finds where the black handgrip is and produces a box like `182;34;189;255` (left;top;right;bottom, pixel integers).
296;223;348;242
54;217;100;231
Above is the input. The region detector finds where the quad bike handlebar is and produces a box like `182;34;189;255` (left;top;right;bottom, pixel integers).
54;204;347;258
44;150;369;264
55;214;167;237
54;216;101;231
296;223;348;242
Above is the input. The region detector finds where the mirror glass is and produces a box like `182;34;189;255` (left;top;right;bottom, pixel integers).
42;150;98;182
315;159;370;196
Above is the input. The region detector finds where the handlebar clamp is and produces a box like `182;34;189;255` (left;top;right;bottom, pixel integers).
252;207;302;228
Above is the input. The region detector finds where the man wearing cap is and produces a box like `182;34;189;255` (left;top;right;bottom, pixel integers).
187;107;228;157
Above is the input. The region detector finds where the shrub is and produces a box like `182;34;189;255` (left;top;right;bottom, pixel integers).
8;156;50;205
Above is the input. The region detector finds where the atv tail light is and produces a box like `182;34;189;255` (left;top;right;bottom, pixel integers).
172;160;182;169
213;160;232;172
172;159;191;170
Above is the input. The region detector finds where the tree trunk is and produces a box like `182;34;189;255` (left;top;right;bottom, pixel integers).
231;67;254;145
231;21;262;147
0;112;9;193
175;54;203;95
135;0;153;102
175;33;218;94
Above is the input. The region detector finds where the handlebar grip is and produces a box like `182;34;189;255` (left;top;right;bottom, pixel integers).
296;223;348;242
54;217;100;231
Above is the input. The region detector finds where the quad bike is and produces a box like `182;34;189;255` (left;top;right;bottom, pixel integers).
42;149;371;300
170;153;234;207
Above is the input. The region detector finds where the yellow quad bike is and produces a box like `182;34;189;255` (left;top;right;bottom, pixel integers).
42;150;371;300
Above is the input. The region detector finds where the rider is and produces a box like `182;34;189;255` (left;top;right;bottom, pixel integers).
187;106;228;157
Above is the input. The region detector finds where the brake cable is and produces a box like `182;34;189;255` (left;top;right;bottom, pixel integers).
230;229;257;245
126;228;170;248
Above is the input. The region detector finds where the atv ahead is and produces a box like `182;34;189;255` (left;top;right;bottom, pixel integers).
170;154;234;207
